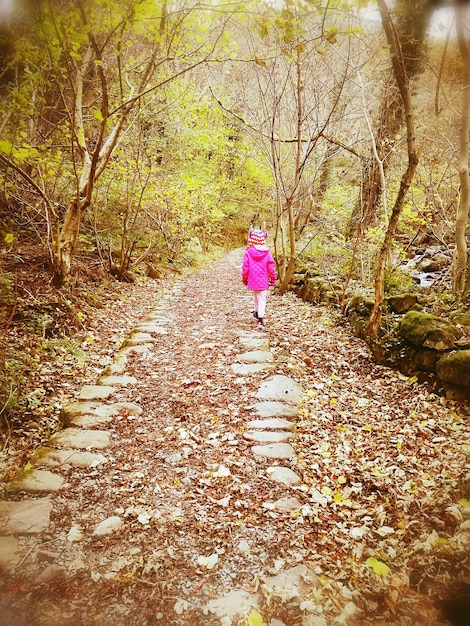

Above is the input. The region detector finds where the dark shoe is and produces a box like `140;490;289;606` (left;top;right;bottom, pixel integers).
257;318;265;329
253;311;259;319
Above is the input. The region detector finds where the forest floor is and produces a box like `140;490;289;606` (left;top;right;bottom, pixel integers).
1;248;470;626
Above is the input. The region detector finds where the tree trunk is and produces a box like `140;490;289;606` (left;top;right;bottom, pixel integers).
366;0;420;339
454;6;470;296
53;199;82;286
349;0;433;237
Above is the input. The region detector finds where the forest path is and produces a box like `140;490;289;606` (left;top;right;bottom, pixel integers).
1;249;469;626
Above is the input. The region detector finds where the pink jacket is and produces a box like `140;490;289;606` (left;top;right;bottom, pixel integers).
242;245;277;290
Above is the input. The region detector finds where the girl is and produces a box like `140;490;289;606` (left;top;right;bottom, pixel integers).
242;230;277;329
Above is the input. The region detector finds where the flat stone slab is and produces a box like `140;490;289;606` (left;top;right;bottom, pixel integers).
97;375;137;387
31;447;107;469
78;385;116;401
105;361;128;375
239;337;270;351
133;323;168;334
231;363;275;375
251;443;296;460
246;417;296;431
252;401;299;418
49;428;111;450
236;350;274;364
205;589;259;621
122;334;156;347
70;413;114;428
243;431;294;443
0;537;21;570
266;466;302;486
9;469;65;493
62;401;142;427
0;497;52;534
271;496;303;513
256;375;303;405
116;344;151;359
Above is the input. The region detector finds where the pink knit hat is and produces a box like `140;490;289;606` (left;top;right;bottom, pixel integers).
248;230;267;246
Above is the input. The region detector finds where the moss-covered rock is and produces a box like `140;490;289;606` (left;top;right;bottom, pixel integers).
399;311;461;350
437;350;470;387
344;295;375;339
387;293;418;313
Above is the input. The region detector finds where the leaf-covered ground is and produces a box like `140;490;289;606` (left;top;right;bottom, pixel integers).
1;249;469;626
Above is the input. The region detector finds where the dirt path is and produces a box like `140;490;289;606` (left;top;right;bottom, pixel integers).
1;249;469;626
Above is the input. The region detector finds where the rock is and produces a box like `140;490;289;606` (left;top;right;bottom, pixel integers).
115;344;152;359
122;333;156;347
93;516;123;536
388;293;418;313
62;401;142;427
49;428;111;450
204;589;259;622
437;350;470;388
270;496;303;513
252;401;298;418
243;431;294;443
78;385;116;401
231;363;275;375
246;418;296;431
266;466;302;486
251;443;296;460
239;337;270;351
0;537;21;570
345;295;375;339
133;323;168;334
0;498;52;534
9;469;65;493
61;401;102;423
256;375;303;405
236;350;274;363
399;311;461;350
30;447;107;468
97;375;137;386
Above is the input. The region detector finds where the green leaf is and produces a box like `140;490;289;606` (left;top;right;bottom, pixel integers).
247;611;265;626
365;557;390;576
93;109;104;123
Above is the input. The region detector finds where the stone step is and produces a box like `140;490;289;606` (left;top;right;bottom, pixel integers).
97;375;137;387
62;401;142;427
0;497;53;534
238;337;270;351
251;442;296;460
231;363;275;375
246;417;295;431
133;323;168;334
30;447;107;469
266;466;302;486
0;537;21;570
236;350;273;364
49;428;111;450
9;469;65;494
252;401;298;418
256;375;303;405
243;431;294;443
78;385;116;402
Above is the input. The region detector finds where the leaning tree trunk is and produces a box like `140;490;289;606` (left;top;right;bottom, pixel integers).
454;6;470;296
349;0;433;238
366;0;420;340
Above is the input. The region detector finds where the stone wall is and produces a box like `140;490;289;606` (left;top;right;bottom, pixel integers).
290;272;470;400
